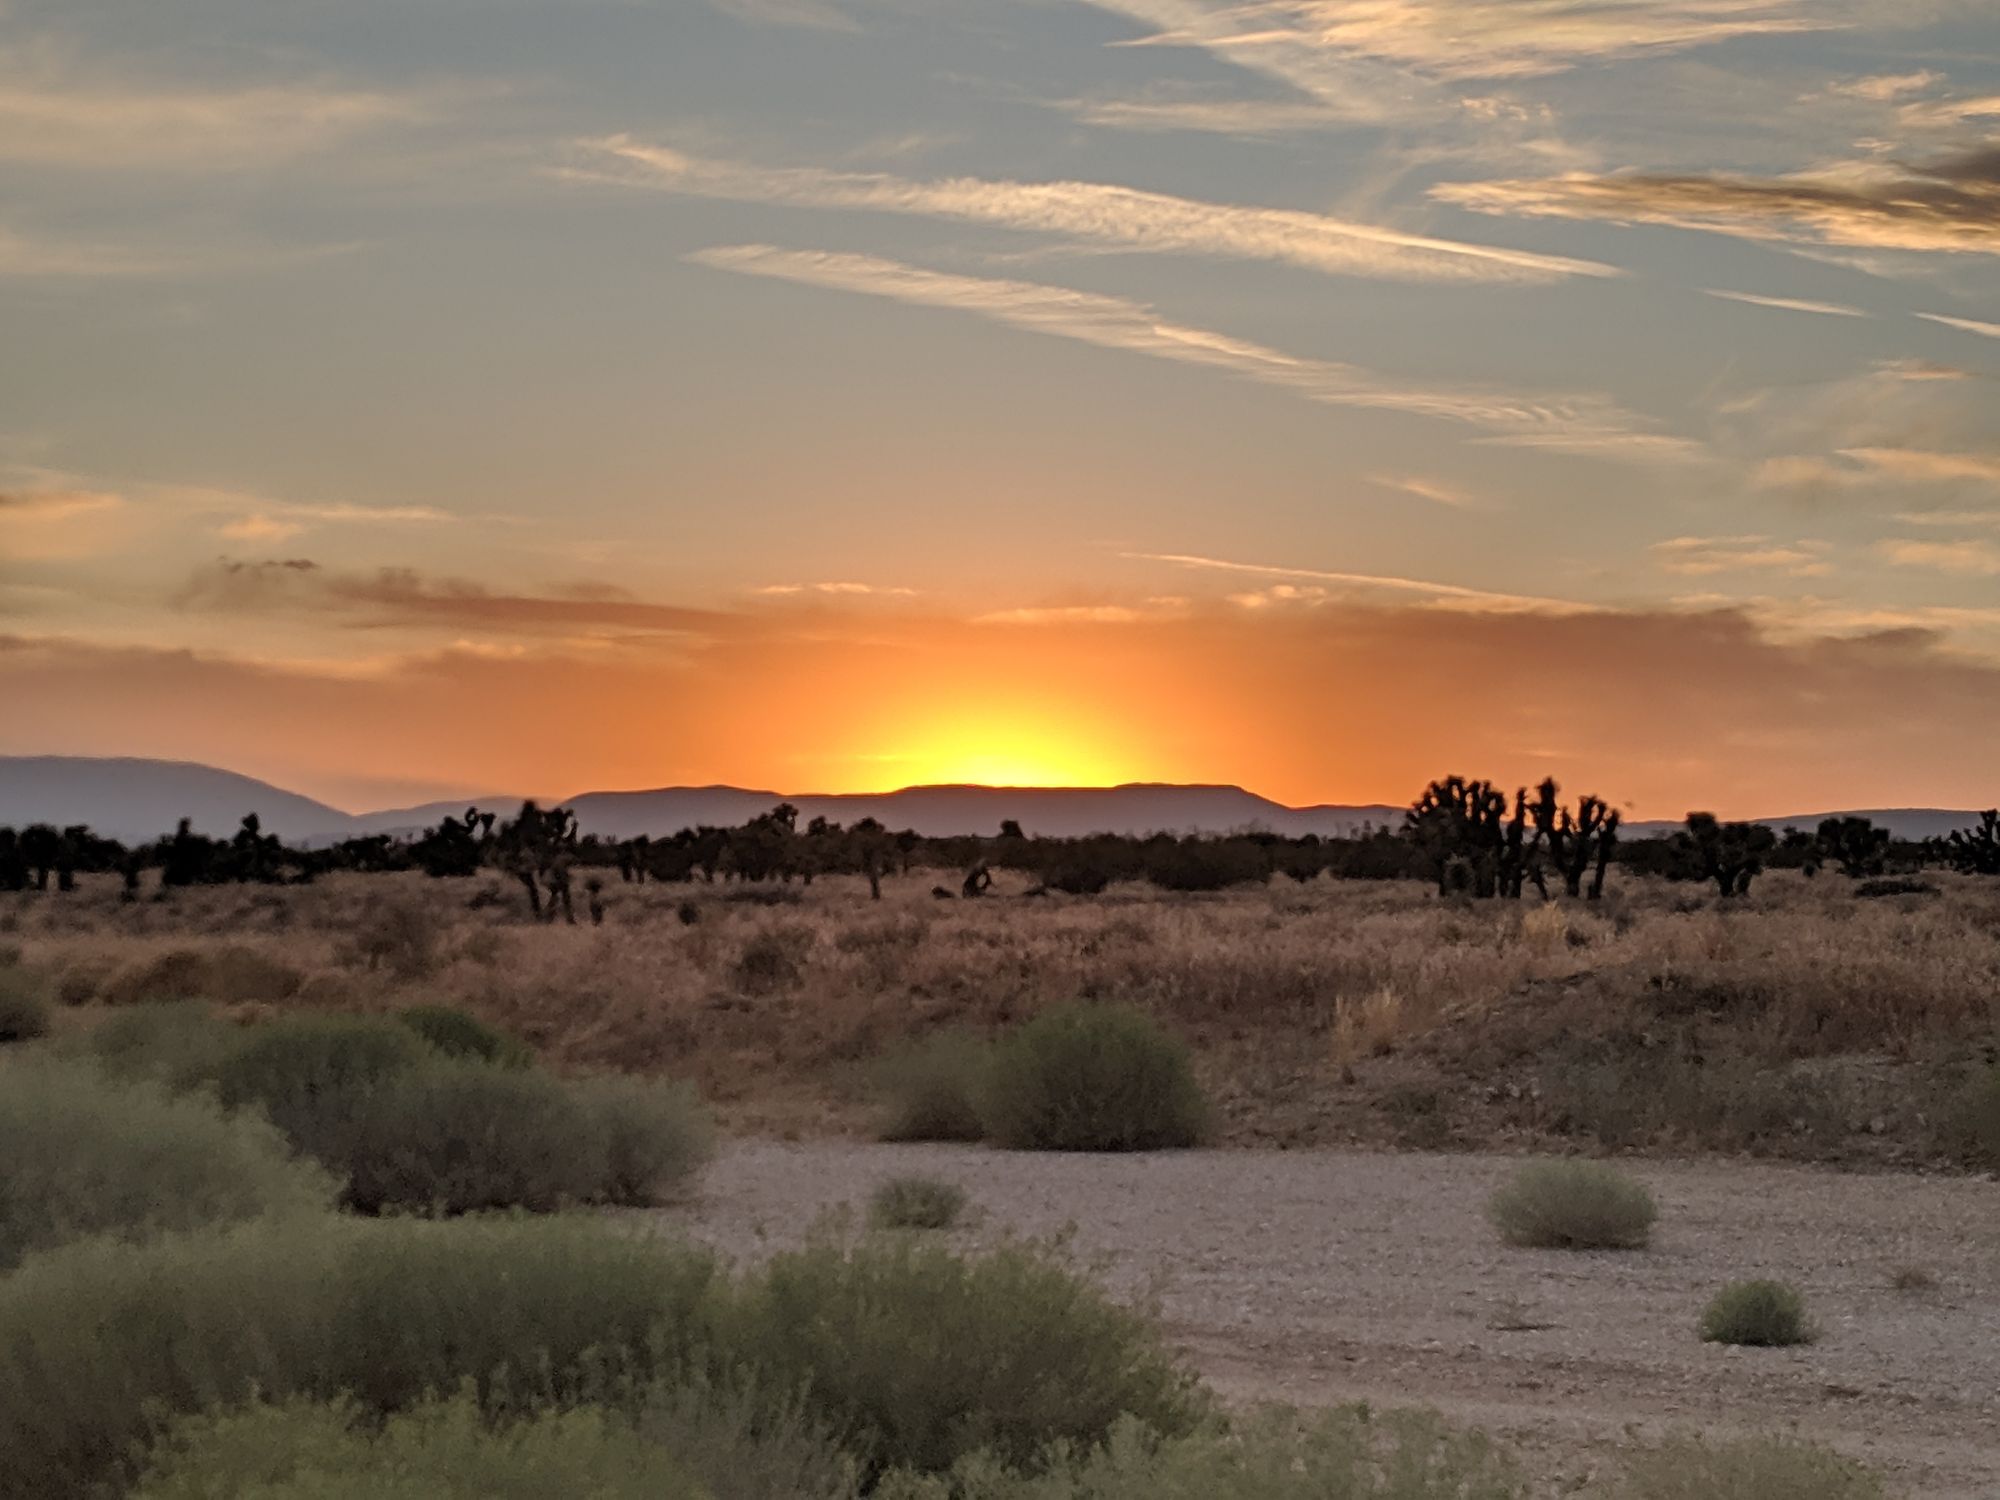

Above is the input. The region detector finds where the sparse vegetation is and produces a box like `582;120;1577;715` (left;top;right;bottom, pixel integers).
398;1002;533;1068
1487;1160;1657;1251
875;1030;991;1142
0;1058;336;1269
869;1175;968;1230
981;1004;1211;1152
874;1405;1527;1500
1699;1279;1813;1347
1607;1434;1882;1499
724;1234;1202;1479
0;963;52;1042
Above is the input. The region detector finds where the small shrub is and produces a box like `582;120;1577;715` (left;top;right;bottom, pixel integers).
101;946;302;1007
0;1216;721;1500
398;1004;533;1068
1608;1434;1882;1499
130;1394;706;1500
571;1072;715;1205
1853;876;1935;900
211;1014;428;1168
347;898;442;979
869;1176;968;1231
1940;1065;2000;1166
874;1030;991;1142
0;965;52;1043
726;1235;1202;1479
874;1405;1527;1500
981;1005;1210;1153
0;1058;336;1269
1889;1264;1937;1294
1487;1160;1657;1250
635;1373;861;1500
732;925;811;995
70;1002;243;1092
1699;1279;1813;1347
342;1060;612;1215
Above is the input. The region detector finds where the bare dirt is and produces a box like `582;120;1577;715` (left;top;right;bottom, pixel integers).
660;1141;2000;1498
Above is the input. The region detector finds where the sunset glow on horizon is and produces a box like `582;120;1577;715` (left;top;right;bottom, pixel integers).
4;1;1999;817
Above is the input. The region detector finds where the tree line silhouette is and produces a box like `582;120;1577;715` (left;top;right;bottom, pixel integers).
2;777;1994;915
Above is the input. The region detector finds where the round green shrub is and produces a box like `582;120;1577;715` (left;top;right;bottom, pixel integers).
1608;1434;1882;1499
570;1073;715;1206
1487;1160;1658;1250
727;1235;1202;1479
1699;1279;1813;1347
73;1002;244;1091
342;1060;610;1215
398;1005;533;1069
0;1059;336;1269
868;1176;967;1231
0;1216;722;1500
979;1005;1210;1152
211;1014;428;1167
0;966;52;1044
873;1031;991;1143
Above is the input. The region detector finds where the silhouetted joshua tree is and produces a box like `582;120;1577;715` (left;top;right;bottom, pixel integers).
1677;812;1776;897
1528;779;1621;900
1941;810;2000;876
1815;815;1889;879
495;801;580;922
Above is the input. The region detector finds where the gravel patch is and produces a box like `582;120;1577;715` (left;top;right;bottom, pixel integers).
659;1141;2000;1497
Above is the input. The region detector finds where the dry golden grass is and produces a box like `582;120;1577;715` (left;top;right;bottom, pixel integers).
6;868;1997;1154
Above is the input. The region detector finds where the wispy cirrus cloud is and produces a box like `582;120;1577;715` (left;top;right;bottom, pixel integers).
688;244;1694;461
1877;537;2000;574
1704;288;1867;318
1651;535;1833;577
754;581;919;597
1841;447;2000;486
581;138;1619;284
1918;311;2000;338
1437;142;2000;255
0;67;420;170
1076;0;1842;86
1366;473;1488;510
1122;549;1596;613
706;0;859;30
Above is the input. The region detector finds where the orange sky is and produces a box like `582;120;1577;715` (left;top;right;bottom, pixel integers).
6;588;1998;817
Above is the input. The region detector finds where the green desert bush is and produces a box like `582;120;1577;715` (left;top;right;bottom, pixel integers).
875;1030;992;1142
725;1233;1201;1479
399;1003;533;1068
74;1001;243;1090
0;964;52;1043
0;1058;336;1269
873;1405;1527;1500
869;1175;968;1230
342;1063;712;1215
1940;1064;2000;1166
633;1373;862;1500
1607;1434;1882;1499
130;1394;705;1500
1486;1160;1658;1250
0;1216;721;1500
1699;1280;1813;1347
212;1013;428;1167
341;1059;612;1215
573;1072;716;1205
981;1005;1210;1152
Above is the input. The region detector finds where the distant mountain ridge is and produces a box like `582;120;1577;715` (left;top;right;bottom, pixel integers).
0;755;1983;846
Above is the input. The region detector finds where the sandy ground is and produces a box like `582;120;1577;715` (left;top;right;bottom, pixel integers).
658;1141;2000;1498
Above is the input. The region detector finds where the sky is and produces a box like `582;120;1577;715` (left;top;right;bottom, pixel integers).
3;0;1999;816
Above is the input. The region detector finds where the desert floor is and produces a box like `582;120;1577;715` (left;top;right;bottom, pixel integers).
663;1140;2000;1498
